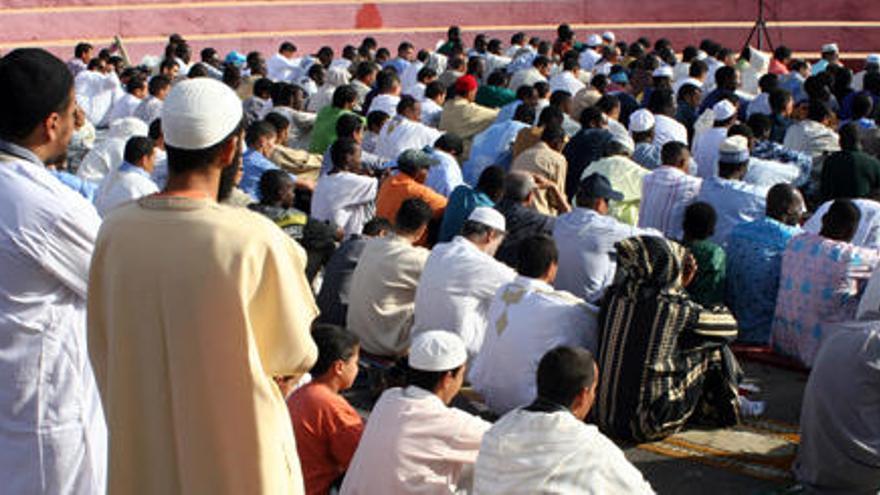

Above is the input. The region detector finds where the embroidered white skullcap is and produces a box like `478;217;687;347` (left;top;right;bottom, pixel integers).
696;50;709;61
161;78;243;150
602;31;616;42
652;66;674;78
587;34;603;47
867;54;880;65
718;135;750;163
468;206;506;232
821;43;839;54
409;330;467;372
713;99;737;121
628;109;655;133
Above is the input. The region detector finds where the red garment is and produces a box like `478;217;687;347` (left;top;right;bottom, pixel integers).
288;383;365;495
769;59;790;76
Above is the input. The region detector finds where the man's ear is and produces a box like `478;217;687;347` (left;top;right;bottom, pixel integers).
42;112;61;143
215;135;238;170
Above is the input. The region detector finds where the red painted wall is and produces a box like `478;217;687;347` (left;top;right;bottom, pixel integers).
0;0;876;63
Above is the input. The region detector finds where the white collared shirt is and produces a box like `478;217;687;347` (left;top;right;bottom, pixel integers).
640;165;703;240
470;276;599;415
375;115;443;161
413;237;517;358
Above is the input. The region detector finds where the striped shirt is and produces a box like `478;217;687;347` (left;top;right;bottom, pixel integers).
639;166;703;240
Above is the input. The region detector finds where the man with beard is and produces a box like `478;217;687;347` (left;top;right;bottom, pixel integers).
88;78;318;495
0;48;107;495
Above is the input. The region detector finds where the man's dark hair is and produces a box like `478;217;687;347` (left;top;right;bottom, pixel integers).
424;81;445;100
839;122;862;152
123;136;155;165
363;217;393;236
148;118;163;140
0;48;74;141
257;169;293;204
516;234;558;278
516;85;536;101
678;83;702;102
406;364;463;393
245;120;277;147
222;64;242;89
513;104;536;125
252;77;273;98
376;69;400;93
539;106;565;128
486;70;508;87
330;137;359;169
476;165;506;201
395;198;433;234
715;66;738;91
647;88;676;116
125;72;147;94
541;125;566;147
536;346;596;407
336;113;364;138
683;201;717;240
661;141;688;166
187;64;209;79
766;183;802;224
279;41;297;53
355;60;378;80
864;72;880;95
768;88;792;114
596;94;620;114
309;325;359;377
264;112;291;135
365;110;389;132
821;199;861;242
549;90;572;109
148;75;171;96
774;45;792;61
579;106;605;128
332;85;358;108
728;123;754;141
682;46;698;62
200;47;218;63
533;81;551;99
396;95;418;115
418;67;438;83
689;59;708;78
851;93;874;120
747;113;772;139
511;31;526;45
759;73;779;93
435;133;464;156
74;42;93;58
562;57;579;72
532;55;551;69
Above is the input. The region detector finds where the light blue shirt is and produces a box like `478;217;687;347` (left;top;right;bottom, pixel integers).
52;170;99;202
494;100;522;123
463;120;530;185
240;148;296;201
726;218;801;344
553;208;656;303
696;177;768;248
424;148;464;197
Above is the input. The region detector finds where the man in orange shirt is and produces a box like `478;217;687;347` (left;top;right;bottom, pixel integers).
376;149;447;242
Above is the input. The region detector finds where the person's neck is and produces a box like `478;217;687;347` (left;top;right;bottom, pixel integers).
395;230;422;244
162;168;220;200
313;374;343;394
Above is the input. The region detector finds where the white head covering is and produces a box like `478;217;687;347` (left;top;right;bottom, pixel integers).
718;135;750;163
468;206;506;232
602;31;616;43
628;109;655;133
713;100;737;121
108;117;149;140
867;54;880;66
586;34;603;47
162;78;243;150
652;66;674;79
409;330;467;372
821;43;839;54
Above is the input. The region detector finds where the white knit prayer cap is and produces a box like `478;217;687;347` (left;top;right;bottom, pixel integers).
713;100;737;121
628;109;655;133
409;330;468;372
468;206;506;232
161;78;243;150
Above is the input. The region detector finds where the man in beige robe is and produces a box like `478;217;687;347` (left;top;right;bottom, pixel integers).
439;75;499;159
511;125;569;215
88;78;318;495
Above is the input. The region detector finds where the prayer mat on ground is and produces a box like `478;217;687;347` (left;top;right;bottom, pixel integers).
637;419;799;483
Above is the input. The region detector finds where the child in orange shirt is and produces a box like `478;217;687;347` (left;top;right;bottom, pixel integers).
288;325;364;495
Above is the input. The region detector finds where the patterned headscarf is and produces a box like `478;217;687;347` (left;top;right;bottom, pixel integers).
612;235;690;300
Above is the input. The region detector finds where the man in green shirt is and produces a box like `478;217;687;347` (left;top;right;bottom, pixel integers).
476;71;517;109
309;85;362;155
683;201;727;309
820;122;880;202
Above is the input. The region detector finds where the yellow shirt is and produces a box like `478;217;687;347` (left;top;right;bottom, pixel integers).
88;196;318;495
439;97;499;159
583;155;649;226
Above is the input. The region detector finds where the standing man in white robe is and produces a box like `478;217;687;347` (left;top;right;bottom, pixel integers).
0;48;107;495
267;41;301;82
94;136;158;217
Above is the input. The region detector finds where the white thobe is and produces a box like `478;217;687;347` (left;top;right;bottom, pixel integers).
367;94;401;117
341;386;490;495
311;171;378;237
267;53;301;82
133;95;163;125
470;276;599;415
401;60;425;96
75;69;120;127
413;237;517;359
94;164;160;217
692;126;729;179
804;199;880;249
105;93;144;125
76;117;149;184
509;67;547;91
375;115;443;161
579;49;602;70
475;409;655;494
0;145;106;495
548;70;586;96
421;99;443;128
